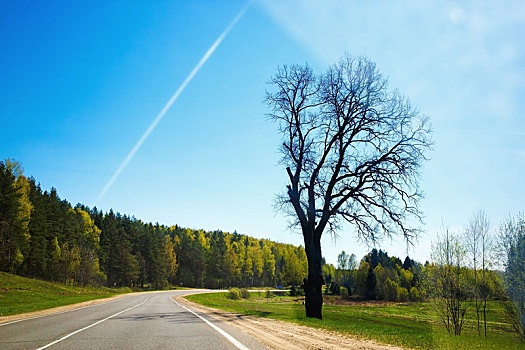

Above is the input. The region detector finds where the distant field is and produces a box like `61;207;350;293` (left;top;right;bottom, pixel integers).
0;272;131;316
187;292;525;350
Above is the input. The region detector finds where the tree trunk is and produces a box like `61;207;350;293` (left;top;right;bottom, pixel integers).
304;231;323;319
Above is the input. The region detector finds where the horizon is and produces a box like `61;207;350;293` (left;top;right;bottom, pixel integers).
1;0;523;266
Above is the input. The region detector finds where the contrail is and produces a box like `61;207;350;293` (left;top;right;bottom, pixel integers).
96;2;251;204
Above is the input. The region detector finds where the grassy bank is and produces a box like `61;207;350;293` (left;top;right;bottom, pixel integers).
0;272;131;316
187;292;525;350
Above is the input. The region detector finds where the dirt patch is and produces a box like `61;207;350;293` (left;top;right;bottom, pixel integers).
175;295;405;350
323;296;406;307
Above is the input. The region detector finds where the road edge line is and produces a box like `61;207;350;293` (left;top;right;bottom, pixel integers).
35;297;150;350
171;297;250;350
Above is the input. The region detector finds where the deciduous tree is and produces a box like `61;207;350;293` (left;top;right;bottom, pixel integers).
266;55;431;318
499;214;525;339
429;226;468;335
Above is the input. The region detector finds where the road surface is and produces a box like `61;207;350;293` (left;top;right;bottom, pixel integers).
0;290;268;350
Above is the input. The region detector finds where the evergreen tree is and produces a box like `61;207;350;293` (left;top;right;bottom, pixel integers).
0;161;23;272
22;179;48;277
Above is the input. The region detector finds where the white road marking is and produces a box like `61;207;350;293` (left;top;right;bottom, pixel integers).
171;297;250;350
35;297;150;350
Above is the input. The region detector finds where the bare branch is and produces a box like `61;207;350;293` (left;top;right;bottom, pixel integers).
267;54;432;248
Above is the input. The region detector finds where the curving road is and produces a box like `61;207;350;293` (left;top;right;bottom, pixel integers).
0;290;268;350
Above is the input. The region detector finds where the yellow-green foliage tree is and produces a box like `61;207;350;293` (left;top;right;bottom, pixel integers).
10;160;32;251
384;278;399;301
322;263;336;287
164;235;178;284
279;245;307;286
60;242;80;284
227;239;242;285
262;242;276;286
355;261;371;299
250;243;264;284
399;268;414;290
71;208;105;286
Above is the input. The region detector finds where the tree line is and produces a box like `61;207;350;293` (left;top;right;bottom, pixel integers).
322;211;524;339
323;247;504;303
323;249;428;302
0;159;307;289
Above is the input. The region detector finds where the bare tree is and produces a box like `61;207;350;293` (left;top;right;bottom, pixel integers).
478;211;492;338
337;250;355;291
266;55;431;319
337;251;350;270
429;225;468;335
465;214;480;332
465;210;492;337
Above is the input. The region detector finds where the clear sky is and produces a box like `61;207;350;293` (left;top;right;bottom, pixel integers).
1;0;524;265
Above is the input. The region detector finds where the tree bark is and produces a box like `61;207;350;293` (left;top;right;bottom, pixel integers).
304;231;323;319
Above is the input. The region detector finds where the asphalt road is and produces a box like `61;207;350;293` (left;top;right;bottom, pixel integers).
0;290;268;350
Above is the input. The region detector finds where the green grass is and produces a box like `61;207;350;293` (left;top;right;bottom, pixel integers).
0;272;131;316
187;293;525;350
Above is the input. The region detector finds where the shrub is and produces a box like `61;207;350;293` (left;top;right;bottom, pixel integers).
95;270;107;286
397;286;409;302
290;285;305;296
265;289;274;298
340;286;350;299
329;282;341;295
384;278;398;301
240;288;251;299
226;288;241;300
503;301;525;340
409;286;424;301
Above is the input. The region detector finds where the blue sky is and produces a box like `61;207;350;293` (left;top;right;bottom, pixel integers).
1;0;523;265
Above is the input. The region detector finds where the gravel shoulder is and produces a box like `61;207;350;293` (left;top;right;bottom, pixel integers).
175;295;406;350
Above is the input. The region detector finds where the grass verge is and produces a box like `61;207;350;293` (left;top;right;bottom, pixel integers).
0;272;131;316
186;292;525;350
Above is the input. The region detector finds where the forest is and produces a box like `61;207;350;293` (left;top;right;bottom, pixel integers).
0;159;308;289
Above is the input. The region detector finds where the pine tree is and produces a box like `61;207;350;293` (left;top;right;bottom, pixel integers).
0;161;26;272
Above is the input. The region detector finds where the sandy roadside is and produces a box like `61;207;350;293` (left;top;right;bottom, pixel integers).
174;295;406;350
